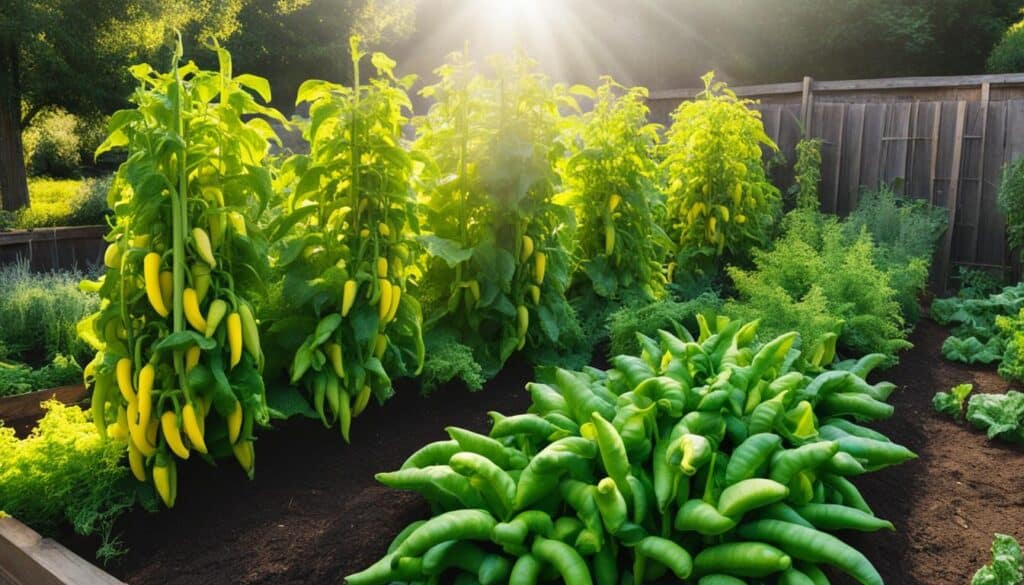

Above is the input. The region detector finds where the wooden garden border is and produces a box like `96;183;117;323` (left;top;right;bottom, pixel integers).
0;517;125;585
0;226;107;273
0;385;88;429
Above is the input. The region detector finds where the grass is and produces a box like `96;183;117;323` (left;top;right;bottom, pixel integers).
10;176;112;229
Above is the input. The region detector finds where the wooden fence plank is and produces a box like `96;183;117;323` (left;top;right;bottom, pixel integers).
939;100;968;290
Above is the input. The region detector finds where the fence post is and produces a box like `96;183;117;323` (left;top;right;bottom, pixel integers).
800;76;814;135
939;100;968;293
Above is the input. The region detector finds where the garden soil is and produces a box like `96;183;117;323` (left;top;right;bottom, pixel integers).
65;320;1024;585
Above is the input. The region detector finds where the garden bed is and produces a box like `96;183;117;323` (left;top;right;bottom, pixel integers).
0;384;87;436
60;320;1023;585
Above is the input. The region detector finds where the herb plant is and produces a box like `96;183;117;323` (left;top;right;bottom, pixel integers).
661;72;781;274
972;534;1023;585
263;37;424;435
792;138;822;210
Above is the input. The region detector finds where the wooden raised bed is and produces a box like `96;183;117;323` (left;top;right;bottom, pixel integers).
0;516;124;585
0;385;88;435
0;226;107;273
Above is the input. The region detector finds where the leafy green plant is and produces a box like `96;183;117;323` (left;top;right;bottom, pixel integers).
997;308;1024;381
933;383;973;417
80;38;278;508
956;266;1007;300
606;291;721;357
16;176;113;228
843;185;945;323
972;533;1023;585
559;78;672;303
263;37;423;431
661;72;781;274
988;15;1024;74
413;50;578;384
0;401;156;562
725;209;911;361
968;391;1024;443
349;316;911;585
791;138;822;210
999;158;1024;261
0;355;82;397
0;261;99;365
932;283;1024;372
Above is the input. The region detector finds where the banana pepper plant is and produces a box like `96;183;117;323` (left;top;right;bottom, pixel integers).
661;72;781;275
79;39;280;508
558;78;673;303
261;37;424;440
414;50;576;379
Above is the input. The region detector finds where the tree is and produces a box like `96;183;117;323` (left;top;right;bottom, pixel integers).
0;1;251;211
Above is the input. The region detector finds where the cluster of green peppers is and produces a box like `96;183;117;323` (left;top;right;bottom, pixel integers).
348;315;914;585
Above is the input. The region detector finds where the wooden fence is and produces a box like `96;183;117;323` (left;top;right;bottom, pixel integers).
0;226;107;273
648;73;1024;289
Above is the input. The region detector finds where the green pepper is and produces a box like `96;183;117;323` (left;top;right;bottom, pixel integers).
509;554;542;585
376;466;486;510
717;478;790;518
526;382;569;415
515;437;597;509
478;554;512;585
447;426;529;470
531;537;594;585
610;355;657;389
793;503;894;532
392;509;498;558
693;542;792;577
724;432;782;485
779;567;817;585
387;520;427;554
820;418;892;443
831;436;916;470
421;540;486;575
561;479;606;546
736;519;883;585
697;575;747;585
488;411;565;441
674;498;735;535
595;477;629;533
748;391;787;435
676;433;713;475
819;393;894;421
553;367;616;424
769;441;839;486
591;412;632;498
821;451;866;476
821;474;873;515
491;510;554;554
592;540;618;585
752;502;815;528
401;440;461;470
633;536;693;580
449;451;517;518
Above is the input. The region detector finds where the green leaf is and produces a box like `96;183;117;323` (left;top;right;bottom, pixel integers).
312;313;343;346
265;384;318;420
234;73;272;103
417;235;473;268
933;383;973;418
152;331;217;353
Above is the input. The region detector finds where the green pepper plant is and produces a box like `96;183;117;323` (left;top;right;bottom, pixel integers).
79;38;279;507
261;36;424;440
349;314;914;585
413;50;578;385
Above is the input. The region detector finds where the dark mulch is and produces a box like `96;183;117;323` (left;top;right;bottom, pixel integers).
65;321;1024;585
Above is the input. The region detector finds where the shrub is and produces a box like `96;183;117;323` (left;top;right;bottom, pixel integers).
606;291;721;357
792;138;822;210
0;401;155;561
23;108;83;178
16;176;112;229
0;355;82;397
843;186;946;322
726;209;911;360
987;20;1024;73
0;261;99;365
998;157;1024;260
661;72;781;274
